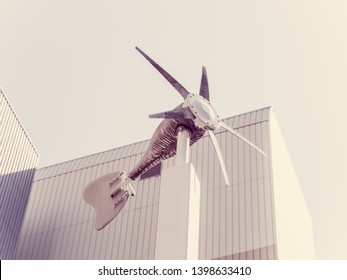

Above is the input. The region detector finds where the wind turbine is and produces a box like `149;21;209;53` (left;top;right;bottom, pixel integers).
135;47;266;185
83;47;267;230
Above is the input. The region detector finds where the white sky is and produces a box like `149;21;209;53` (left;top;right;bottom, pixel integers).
1;0;347;259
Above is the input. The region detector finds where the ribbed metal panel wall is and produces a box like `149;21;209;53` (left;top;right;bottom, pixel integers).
0;89;39;259
15;140;160;259
15;107;276;260
192;107;276;260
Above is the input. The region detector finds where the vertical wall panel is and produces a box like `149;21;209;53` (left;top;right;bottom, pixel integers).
0;89;39;259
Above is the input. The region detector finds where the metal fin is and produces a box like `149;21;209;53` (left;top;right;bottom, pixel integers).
135;47;190;99
220;122;267;157
199;66;210;101
149;107;194;119
207;130;230;186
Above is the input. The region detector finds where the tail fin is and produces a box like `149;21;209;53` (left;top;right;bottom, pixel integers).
83;171;134;230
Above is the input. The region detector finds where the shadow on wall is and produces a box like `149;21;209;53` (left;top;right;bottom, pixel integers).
0;168;36;259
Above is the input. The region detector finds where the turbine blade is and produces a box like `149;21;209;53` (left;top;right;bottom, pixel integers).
149;107;194;119
220;122;267;157
207;130;230;186
135;47;190;99
199;66;210;101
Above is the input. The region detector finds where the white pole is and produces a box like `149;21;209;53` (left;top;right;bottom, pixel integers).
176;126;190;165
155;126;200;260
155;163;200;259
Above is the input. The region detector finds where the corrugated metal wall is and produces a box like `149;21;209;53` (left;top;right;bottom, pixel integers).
194;108;276;260
15;107;276;260
0;89;39;259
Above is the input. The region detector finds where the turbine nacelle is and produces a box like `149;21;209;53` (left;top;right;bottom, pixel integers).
183;93;221;130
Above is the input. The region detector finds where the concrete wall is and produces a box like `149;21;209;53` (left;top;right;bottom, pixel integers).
270;111;315;259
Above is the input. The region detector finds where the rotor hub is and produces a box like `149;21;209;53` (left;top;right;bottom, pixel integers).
184;94;221;130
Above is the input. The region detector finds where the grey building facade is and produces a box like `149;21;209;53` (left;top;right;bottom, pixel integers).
14;106;314;260
0;89;39;259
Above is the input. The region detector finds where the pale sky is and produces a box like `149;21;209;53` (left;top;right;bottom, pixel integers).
1;0;347;259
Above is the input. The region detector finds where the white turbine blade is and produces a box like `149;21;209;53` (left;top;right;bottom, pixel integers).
207;130;230;186
220;122;267;157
